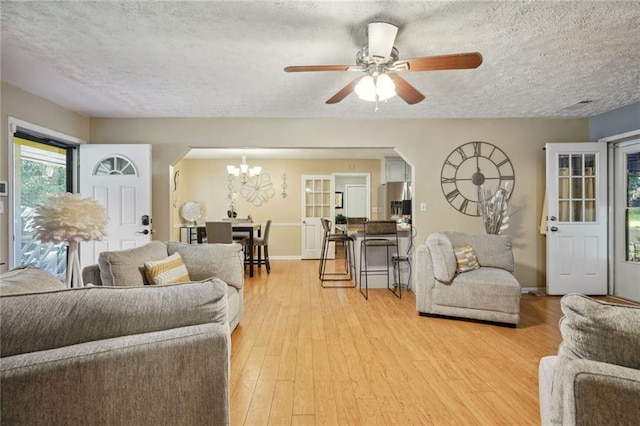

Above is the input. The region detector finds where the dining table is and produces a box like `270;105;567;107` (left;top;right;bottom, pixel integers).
232;222;261;277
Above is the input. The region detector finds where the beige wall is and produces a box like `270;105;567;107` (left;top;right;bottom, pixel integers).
0;83;90;271
173;158;382;256
1;83;591;288
90;117;589;288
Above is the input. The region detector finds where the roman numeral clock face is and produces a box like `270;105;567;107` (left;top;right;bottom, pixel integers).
440;142;515;216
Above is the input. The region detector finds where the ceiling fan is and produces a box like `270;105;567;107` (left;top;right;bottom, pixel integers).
284;21;483;108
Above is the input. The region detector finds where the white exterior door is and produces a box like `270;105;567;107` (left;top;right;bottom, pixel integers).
545;142;608;295
301;175;334;259
613;141;640;302
79;144;152;269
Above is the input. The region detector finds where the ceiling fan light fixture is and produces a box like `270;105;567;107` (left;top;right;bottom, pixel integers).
355;75;377;102
376;73;396;101
355;74;396;102
368;22;398;63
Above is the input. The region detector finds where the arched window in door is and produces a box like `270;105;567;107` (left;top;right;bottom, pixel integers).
93;155;137;176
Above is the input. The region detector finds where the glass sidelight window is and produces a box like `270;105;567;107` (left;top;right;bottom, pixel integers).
626;151;640;262
12;133;73;279
558;153;597;222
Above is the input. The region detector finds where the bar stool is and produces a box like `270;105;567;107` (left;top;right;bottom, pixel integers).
391;255;411;298
319;218;356;287
359;220;399;300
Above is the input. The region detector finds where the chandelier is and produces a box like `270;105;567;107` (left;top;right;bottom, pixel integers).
227;155;262;184
226;155;275;207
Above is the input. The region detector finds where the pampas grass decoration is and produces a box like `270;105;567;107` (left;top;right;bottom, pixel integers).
28;192;109;243
478;185;511;235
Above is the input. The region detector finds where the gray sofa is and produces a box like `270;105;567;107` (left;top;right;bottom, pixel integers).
415;231;521;326
1;265;231;425
82;240;244;331
539;294;640;426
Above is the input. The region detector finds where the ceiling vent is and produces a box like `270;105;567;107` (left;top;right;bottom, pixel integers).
561;100;594;111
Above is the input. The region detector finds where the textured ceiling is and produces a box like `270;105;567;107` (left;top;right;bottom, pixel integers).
1;1;639;119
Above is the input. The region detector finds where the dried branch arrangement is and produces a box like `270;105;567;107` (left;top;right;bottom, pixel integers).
478;186;511;234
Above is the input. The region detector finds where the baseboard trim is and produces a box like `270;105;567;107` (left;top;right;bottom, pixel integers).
522;286;546;295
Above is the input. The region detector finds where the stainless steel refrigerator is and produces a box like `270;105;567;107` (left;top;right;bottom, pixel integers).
378;182;411;219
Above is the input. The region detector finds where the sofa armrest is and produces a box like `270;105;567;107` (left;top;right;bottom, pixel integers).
81;264;103;285
415;244;436;314
561;359;640;426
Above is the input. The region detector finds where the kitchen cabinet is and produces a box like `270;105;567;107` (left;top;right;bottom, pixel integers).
385;157;411;182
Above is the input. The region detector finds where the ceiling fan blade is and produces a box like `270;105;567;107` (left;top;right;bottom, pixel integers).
402;52;483;72
391;74;425;105
325;77;363;104
284;65;351;72
368;21;398;63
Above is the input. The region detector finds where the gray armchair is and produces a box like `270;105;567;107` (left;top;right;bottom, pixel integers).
539;294;640;425
415;231;521;326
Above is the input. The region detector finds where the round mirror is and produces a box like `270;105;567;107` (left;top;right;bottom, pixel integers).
180;200;202;225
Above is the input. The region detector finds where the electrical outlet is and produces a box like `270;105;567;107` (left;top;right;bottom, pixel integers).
420;202;427;211
372;206;378;213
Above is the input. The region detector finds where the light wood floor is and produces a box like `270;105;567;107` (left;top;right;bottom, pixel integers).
230;259;566;425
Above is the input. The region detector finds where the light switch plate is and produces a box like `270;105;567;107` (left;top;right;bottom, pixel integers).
420;202;427;211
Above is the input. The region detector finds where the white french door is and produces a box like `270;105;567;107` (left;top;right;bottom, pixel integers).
79;144;152;270
301;175;334;259
545;142;608;295
613;141;640;302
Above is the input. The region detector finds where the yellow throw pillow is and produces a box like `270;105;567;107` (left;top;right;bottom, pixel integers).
454;245;480;273
144;252;191;285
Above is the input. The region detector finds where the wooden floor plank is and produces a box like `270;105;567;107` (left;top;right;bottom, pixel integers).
229;259;626;426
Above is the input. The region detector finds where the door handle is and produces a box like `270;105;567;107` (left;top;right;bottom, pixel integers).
137;229;150;235
550;226;558;232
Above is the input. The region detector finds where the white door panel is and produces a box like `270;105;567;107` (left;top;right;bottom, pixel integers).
345;185;367;218
79;144;152;270
546;142;608;295
613;141;640;302
301;175;334;259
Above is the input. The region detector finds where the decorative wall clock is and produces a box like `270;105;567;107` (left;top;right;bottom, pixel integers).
440;141;515;216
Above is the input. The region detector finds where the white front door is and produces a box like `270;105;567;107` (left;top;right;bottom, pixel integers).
545;142;608;295
613;141;640;302
301;175;334;259
79;144;152;269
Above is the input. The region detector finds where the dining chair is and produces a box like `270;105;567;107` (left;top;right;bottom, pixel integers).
205;221;233;244
251;220;272;273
